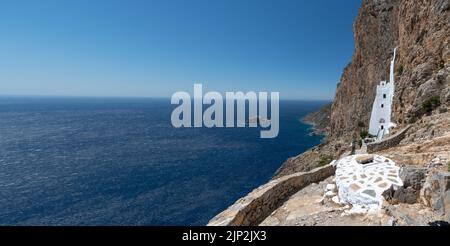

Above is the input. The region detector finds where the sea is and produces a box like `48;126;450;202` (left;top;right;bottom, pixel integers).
0;97;327;225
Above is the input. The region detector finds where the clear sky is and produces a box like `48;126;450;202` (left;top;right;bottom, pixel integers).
0;0;362;100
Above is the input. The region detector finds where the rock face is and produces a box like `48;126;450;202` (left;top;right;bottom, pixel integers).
274;142;337;178
276;0;449;177
421;171;450;219
331;0;449;140
302;103;332;135
383;167;428;204
213;0;450;226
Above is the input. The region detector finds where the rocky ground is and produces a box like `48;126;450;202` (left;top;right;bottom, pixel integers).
268;77;450;227
260;177;380;226
261;171;448;226
269;112;450;226
379;111;450;169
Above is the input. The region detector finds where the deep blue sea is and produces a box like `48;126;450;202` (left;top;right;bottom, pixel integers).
0;97;326;225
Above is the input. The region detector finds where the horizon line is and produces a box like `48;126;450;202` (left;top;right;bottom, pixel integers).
0;94;333;102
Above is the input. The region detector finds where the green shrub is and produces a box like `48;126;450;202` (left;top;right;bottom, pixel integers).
416;30;427;43
397;65;404;76
358;139;363;148
317;155;333;167
357;121;365;128
448;161;450;172
445;3;450;11
439;107;448;114
408;116;418;124
440;60;445;69
422;96;441;113
360;130;369;139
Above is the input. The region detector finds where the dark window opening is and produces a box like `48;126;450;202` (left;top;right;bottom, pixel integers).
381;104;384;108
383;94;387;99
381;125;384;130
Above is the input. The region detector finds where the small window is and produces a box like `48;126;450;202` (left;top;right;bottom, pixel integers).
383;94;387;99
381;104;384;108
381;125;384;130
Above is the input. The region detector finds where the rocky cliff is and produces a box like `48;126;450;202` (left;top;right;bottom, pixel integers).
301;103;332;135
331;0;449;139
276;0;450;177
211;0;450;226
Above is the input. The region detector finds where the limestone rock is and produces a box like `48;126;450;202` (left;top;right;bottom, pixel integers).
384;204;435;226
331;196;340;204
274;0;450;178
302;103;332;135
393;187;419;204
355;155;374;164
325;191;335;198
328;0;448;141
325;184;336;191
421;171;450;221
386;167;428;204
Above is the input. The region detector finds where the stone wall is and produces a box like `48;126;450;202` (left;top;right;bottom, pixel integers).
207;163;336;226
367;126;411;153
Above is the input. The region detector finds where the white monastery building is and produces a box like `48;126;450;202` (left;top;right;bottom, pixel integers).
369;48;398;140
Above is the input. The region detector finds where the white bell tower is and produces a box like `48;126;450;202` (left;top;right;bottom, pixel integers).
368;48;397;140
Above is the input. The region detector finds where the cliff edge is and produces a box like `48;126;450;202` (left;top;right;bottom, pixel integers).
209;0;450;226
301;103;332;135
275;0;449;177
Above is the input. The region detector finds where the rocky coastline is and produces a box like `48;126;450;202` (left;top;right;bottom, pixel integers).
209;0;450;226
301;103;332;136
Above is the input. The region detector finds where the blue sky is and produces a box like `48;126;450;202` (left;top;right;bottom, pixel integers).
0;0;361;100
